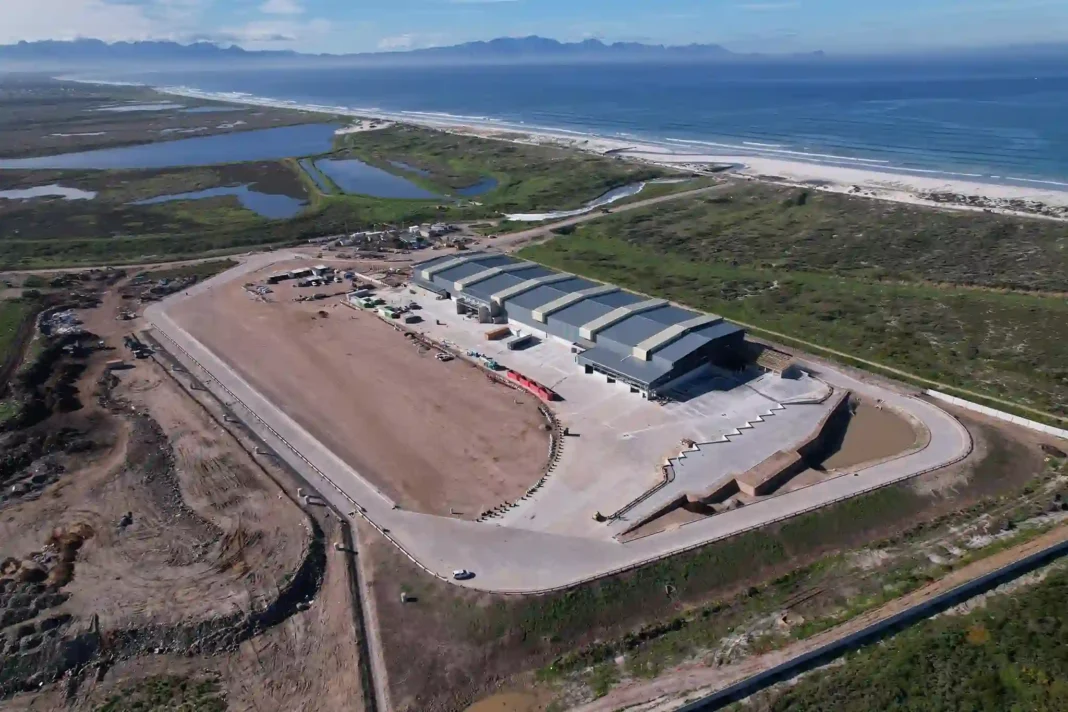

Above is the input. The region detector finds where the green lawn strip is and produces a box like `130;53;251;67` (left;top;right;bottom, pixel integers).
519;232;1068;421
742;564;1068;712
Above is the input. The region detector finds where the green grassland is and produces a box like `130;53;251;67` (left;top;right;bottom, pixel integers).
335;124;671;211
0;76;329;160
0;123;670;268
94;675;226;712
137;259;239;282
0;298;33;365
741;564;1068;712
586;183;1067;292
519;192;1068;420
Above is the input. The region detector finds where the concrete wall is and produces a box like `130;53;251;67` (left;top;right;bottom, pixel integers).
925;390;1068;441
737;450;806;497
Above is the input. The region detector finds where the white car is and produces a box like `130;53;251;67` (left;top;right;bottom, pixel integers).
452;569;475;581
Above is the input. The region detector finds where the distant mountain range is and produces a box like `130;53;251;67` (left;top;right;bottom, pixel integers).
1;36;1065;71
0;36;822;70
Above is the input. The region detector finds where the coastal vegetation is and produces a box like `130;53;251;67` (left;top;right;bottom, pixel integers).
520;184;1068;420
335;123;668;211
0;77;324;159
739;564;1068;712
0;80;667;269
0;298;33;366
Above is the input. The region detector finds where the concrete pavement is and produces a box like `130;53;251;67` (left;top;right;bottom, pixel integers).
144;252;972;594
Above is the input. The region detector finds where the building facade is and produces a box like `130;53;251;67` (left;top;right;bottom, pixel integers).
411;252;746;396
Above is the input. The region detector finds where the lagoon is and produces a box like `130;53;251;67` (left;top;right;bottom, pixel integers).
131;185;306;219
314;158;440;199
0;124;339;171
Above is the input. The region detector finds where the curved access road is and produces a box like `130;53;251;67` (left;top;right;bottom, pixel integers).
145;252;973;594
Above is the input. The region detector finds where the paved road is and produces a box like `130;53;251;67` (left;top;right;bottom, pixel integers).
491;183;731;251
144;252;972;594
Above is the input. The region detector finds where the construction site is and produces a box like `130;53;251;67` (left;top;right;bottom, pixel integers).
166;257;551;519
3;251;1064;712
143;250;972;594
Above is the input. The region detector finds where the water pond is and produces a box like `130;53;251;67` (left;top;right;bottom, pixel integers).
93;102;185;112
131;185;306;219
456;177;499;197
0;124;339;171
388;160;431;177
314;158;440;199
181;106;245;114
299;158;333;193
0;184;97;201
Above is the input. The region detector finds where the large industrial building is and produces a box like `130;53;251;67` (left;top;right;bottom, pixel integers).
411;252;746;396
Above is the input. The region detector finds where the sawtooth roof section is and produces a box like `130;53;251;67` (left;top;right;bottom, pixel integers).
549;298;617;331
652;321;745;366
532;284;621;323
596;308;679;348
464;266;558;304
454;260;539;289
579;298;668;340
416;253;490;281
507;283;575;312
411;254;458;272
643;304;704;326
433;254;514;284
586;290;644;310
488;272;576;306
633;314;722;360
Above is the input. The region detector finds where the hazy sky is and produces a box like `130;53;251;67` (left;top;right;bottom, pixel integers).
2;0;1067;54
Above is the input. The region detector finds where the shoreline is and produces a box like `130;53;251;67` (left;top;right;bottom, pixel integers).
61;79;1068;220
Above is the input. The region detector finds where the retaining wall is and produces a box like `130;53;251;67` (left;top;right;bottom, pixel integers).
926;390;1068;441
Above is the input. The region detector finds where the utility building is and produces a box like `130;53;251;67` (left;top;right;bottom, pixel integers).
412;252;746;396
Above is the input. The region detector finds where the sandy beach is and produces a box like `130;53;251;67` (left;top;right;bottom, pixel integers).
149;83;1068;220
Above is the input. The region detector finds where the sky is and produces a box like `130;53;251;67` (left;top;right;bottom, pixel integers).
1;0;1067;55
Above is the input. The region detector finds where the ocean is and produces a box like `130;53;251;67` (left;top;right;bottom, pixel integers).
101;58;1068;186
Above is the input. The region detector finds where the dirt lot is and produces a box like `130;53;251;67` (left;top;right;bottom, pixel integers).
2;267;367;709
168;263;550;518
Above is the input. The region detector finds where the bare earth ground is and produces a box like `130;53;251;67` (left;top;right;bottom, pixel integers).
168;263;549;518
4;269;366;710
6;515;362;712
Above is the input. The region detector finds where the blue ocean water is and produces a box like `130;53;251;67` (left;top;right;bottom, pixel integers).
106;60;1068;185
